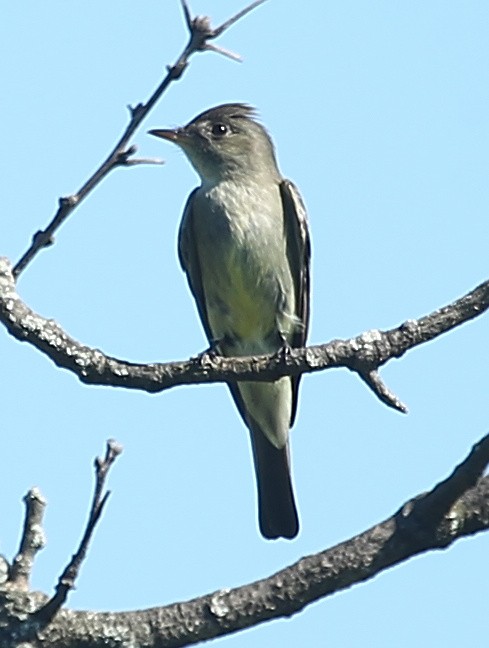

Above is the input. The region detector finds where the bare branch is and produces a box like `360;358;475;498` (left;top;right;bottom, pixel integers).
358;369;408;413
113;144;164;168
401;432;489;530
0;258;487;410
1;433;488;646
204;42;244;62
12;0;266;279
33;440;122;625
212;0;268;37
180;0;267;61
119;157;165;167
180;0;193;30
8;488;47;591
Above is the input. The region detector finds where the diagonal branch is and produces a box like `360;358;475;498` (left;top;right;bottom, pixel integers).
1;257;488;412
33;440;122;626
2;433;488;646
12;0;266;279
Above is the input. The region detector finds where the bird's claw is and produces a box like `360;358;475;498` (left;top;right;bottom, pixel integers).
192;341;221;367
275;335;292;362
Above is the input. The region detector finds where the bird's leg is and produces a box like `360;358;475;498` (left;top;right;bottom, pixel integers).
192;338;222;366
275;331;292;362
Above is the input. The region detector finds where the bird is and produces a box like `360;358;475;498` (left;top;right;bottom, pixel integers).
149;103;310;539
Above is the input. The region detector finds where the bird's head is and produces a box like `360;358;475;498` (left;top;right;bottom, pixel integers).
149;103;279;184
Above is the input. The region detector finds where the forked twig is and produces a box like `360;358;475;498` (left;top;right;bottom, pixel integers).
12;0;267;279
9;435;489;645
33;440;123;624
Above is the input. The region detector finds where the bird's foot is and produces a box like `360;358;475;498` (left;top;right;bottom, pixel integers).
192;340;221;367
275;333;292;362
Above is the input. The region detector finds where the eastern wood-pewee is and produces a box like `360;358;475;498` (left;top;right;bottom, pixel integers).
150;104;311;539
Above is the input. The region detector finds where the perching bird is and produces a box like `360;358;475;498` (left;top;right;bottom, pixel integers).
149;104;310;539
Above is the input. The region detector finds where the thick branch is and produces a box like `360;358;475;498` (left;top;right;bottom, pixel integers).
1;258;488;411
12;0;266;279
1;433;488;647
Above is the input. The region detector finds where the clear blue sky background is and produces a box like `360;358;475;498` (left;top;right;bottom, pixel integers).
2;2;488;646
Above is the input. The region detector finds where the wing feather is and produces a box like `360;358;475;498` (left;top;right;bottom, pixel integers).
280;179;311;426
177;188;214;344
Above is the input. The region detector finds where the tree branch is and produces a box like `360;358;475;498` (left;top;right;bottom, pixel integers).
11;0;266;279
1;433;488;647
33;441;122;626
1;258;488;412
7;488;47;591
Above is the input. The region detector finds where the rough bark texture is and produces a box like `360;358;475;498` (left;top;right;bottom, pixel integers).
1;258;488;412
1;440;488;647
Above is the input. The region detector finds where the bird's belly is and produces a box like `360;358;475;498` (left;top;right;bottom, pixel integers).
204;251;277;347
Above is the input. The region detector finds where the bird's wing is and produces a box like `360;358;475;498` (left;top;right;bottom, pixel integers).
279;179;312;425
177;188;214;344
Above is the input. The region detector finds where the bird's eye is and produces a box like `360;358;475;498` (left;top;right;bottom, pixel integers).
211;123;228;137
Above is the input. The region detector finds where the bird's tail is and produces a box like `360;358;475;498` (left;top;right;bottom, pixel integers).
249;421;299;539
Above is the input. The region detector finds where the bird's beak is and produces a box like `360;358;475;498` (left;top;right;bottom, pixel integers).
148;128;185;144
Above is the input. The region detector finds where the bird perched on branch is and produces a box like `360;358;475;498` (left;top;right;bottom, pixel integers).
150;104;311;539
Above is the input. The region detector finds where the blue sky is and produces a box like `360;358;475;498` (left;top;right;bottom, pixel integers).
1;1;488;646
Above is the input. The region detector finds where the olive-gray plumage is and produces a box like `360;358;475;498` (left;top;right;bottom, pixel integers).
149;104;310;539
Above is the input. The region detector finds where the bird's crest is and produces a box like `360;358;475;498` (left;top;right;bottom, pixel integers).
189;103;257;126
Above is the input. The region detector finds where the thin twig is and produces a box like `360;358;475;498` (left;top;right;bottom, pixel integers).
121;157;165;167
12;0;266;279
34;440;123;625
212;0;267;36
358;370;408;414
114;144;164;168
8;488;47;591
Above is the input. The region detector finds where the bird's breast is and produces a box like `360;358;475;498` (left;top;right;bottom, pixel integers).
192;180;293;350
